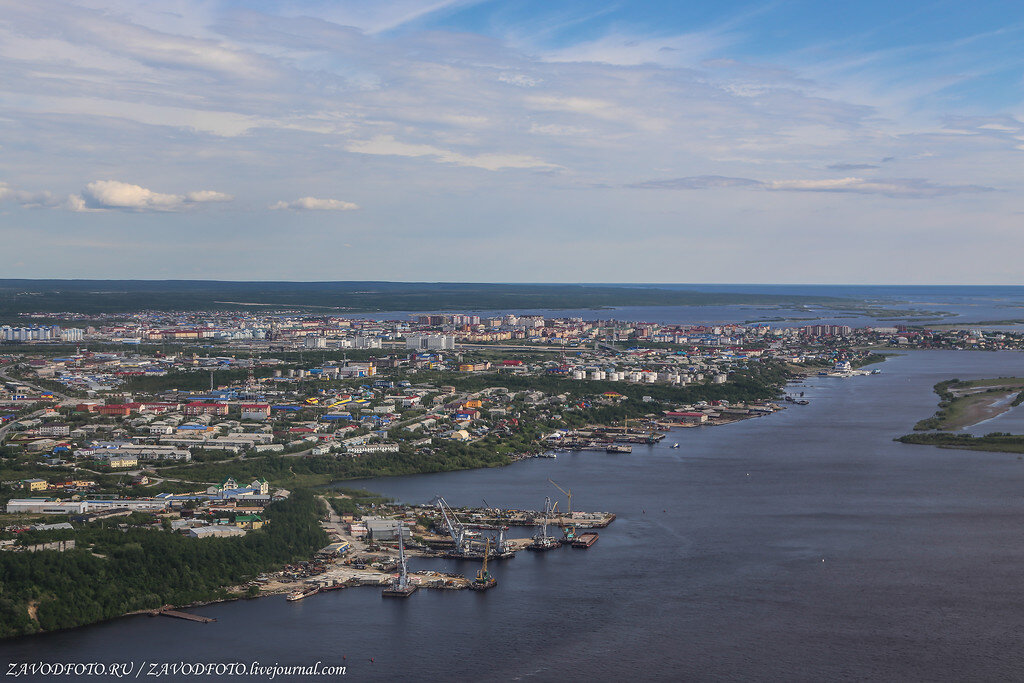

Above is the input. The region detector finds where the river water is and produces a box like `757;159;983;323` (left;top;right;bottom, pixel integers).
4;350;1024;681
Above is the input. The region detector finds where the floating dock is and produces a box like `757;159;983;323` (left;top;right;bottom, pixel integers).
381;585;418;598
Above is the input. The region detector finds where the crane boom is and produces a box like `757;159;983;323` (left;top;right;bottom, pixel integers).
548;478;572;515
435;496;467;553
478;538;491;580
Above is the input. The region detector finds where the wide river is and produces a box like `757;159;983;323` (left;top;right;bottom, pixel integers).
4;350;1024;681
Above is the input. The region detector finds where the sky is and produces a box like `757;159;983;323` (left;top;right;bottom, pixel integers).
0;0;1022;284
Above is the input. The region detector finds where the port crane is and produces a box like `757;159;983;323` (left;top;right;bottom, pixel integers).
382;522;417;597
395;523;410;589
477;539;492;582
529;497;560;550
548;479;577;541
435;496;511;558
435;496;469;554
548;479;572;515
468;538;497;590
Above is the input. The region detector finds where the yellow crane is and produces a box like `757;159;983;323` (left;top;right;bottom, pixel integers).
548;478;572;515
476;538;491;582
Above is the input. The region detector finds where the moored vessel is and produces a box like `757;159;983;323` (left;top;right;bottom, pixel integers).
286;586;320;602
571;532;599;548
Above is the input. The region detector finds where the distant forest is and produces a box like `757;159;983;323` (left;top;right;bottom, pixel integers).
0;280;844;315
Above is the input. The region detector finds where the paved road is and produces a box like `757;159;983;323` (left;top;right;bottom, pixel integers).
0;366;75;405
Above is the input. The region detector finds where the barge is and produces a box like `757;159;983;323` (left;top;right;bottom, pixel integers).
571;532;599;548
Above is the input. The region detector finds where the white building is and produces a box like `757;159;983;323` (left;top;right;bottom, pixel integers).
189;525;246;538
346;442;401;455
60;328;85;342
405;334;456;350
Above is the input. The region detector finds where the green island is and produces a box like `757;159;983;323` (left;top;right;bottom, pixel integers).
896;377;1024;453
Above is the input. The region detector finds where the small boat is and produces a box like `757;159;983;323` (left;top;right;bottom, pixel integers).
286;586;319;602
670;443;679;449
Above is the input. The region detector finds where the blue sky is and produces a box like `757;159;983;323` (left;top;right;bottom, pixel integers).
0;1;1022;283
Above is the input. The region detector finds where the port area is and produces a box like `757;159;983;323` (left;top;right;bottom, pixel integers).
248;501;614;597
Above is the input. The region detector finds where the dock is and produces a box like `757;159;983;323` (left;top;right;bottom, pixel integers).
149;606;215;623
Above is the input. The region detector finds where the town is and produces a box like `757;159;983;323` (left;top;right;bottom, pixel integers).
3;311;1010;503
0;307;1006;634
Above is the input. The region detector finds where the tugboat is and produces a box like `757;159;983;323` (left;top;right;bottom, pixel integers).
382;523;418;598
468;538;497;591
528;497;562;551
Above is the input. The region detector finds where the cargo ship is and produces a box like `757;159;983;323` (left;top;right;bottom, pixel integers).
571;532;599;548
286;586;320;601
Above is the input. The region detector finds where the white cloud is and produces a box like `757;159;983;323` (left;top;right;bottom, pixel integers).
498;72;541;87
528;123;591;136
185;190;233;203
0;2;1021;282
0;182;69;208
70;180;233;212
628;175;993;198
270;197;360;211
764;177;993;197
345;135;561;171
